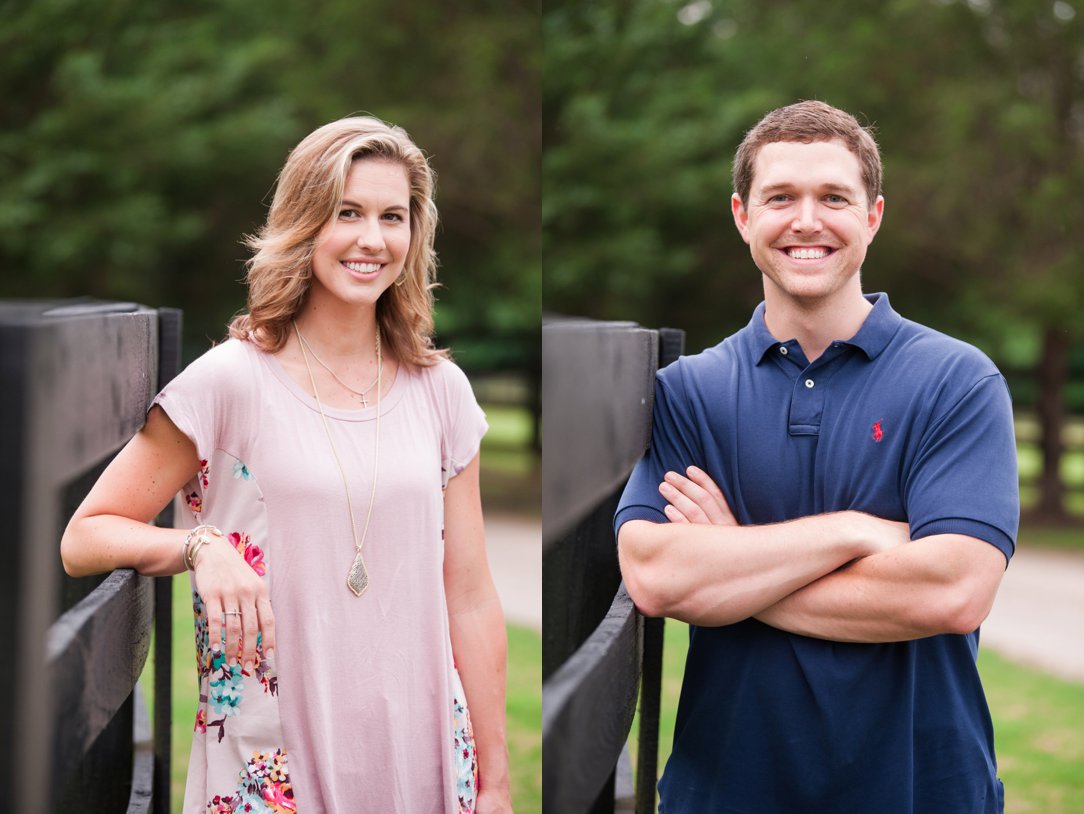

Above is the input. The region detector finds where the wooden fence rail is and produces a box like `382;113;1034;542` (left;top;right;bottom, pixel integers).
0;300;180;813
541;317;683;814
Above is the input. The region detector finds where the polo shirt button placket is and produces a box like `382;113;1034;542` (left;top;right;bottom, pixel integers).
805;378;815;388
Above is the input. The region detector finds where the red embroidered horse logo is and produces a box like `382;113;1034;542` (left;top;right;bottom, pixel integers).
872;419;885;443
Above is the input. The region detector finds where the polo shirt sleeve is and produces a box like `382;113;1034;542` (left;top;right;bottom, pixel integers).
903;372;1019;562
614;367;703;537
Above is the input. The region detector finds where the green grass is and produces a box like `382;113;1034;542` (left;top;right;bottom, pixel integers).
978;650;1084;813
143;575;542;813
632;621;1084;813
506;625;543;814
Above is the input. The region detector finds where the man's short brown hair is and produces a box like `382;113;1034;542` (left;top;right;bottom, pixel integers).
732;101;882;208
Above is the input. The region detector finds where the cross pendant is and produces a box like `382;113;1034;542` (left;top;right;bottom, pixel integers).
358;393;369;408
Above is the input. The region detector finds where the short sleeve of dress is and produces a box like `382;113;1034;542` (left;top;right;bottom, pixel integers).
430;359;488;487
151;340;259;516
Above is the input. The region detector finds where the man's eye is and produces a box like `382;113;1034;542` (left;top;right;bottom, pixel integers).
825;195;847;205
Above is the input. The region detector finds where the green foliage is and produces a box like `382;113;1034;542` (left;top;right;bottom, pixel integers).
544;0;1084;358
1;0;540;370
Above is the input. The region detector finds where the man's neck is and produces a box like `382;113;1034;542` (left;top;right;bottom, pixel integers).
762;289;872;363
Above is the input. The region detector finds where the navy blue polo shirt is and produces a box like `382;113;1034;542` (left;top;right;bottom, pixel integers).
615;293;1018;814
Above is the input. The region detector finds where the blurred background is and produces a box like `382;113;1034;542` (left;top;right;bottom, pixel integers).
2;1;541;810
544;0;1083;810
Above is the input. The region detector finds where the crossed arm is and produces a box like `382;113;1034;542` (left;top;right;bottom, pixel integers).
617;467;1007;643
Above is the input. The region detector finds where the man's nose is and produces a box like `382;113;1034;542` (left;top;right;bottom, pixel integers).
791;198;822;232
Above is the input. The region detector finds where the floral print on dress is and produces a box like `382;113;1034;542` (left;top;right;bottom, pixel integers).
233;460;252;480
452;676;478;814
198;458;211;489
192;576;277;744
205;749;295;813
229;530;266;576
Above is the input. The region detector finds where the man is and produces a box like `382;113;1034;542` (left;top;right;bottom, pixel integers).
615;101;1018;813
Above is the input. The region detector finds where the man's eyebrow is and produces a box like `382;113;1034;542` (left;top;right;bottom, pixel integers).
756;182;861;197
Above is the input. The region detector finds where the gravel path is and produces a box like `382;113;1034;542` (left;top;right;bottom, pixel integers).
485;512;542;631
981;544;1084;684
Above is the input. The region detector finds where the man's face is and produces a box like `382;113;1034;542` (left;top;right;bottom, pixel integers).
732;139;883;307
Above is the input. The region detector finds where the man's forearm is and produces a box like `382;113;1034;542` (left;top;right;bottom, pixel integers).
617;513;906;626
754;533;1007;642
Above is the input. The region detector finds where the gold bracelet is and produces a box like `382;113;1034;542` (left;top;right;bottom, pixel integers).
183;524;222;570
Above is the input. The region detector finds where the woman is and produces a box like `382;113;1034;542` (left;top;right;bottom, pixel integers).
61;117;512;813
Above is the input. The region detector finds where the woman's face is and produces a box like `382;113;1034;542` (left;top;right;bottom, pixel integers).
309;158;412;312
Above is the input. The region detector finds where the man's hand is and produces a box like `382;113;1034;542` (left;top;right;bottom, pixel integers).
659;466;737;526
659;466;910;556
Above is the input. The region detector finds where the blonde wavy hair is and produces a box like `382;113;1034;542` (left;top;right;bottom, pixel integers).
229;116;446;366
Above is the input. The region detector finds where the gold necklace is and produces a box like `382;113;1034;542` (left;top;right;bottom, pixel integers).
294;330;381;406
293;320;381;597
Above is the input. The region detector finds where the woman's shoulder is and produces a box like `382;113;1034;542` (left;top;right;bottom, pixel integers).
169;337;265;396
185;336;261;371
414;355;471;386
408;356;481;411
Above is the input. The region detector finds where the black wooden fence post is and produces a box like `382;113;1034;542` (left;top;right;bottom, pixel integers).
542;318;683;814
633;327;685;814
154;307;183;814
0;299;180;813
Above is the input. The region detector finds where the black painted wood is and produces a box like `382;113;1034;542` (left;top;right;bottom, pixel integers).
635;327;684;814
542;586;642;814
154;308;182;814
48;568;154;801
542;487;625;680
541;320;658;548
542;317;685;814
0;300;177;813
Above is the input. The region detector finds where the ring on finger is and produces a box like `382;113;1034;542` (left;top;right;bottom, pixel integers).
224;610;242;617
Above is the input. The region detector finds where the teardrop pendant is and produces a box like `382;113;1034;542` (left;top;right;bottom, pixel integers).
347;551;370;597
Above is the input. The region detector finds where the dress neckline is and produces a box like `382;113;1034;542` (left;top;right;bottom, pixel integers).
254;341;409;422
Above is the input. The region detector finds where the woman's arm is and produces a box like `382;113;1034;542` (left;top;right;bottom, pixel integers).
60;405;275;672
444;453;513;813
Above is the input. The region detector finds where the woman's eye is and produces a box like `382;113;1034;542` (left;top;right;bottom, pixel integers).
382;212;404;223
339;208;359;219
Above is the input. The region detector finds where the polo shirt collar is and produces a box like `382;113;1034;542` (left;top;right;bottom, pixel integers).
750;292;902;364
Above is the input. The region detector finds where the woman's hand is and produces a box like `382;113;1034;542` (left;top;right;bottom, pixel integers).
192;530;275;673
475;786;514;813
659;465;737;526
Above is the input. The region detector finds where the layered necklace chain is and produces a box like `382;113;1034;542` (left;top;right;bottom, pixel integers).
293;320;381;597
295;330;381;407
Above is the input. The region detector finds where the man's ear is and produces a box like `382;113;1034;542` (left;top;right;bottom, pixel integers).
866;195;885;241
731;193;751;244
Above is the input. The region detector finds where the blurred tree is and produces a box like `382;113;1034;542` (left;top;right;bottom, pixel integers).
544;0;1084;518
0;0;540;381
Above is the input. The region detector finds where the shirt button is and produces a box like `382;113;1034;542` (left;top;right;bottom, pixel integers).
779;346;788;356
805;379;815;388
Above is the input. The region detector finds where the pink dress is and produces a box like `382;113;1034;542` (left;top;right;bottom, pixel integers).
154;338;487;813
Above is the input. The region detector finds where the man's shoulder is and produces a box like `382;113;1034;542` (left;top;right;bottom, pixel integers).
889;317;1001;381
659;330;749;388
